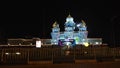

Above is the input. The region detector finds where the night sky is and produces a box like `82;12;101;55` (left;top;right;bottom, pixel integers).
0;1;120;46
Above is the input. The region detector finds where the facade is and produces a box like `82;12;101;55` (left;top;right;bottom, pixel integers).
51;14;102;46
7;38;40;45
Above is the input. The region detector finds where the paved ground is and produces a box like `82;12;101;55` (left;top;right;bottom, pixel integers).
0;61;120;68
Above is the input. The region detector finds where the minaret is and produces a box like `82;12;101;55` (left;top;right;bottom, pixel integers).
79;20;88;44
80;20;87;31
51;21;60;44
81;20;86;27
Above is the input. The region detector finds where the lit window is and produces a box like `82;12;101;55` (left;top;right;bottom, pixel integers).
36;40;41;48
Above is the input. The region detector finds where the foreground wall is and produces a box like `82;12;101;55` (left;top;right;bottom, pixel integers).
0;45;120;64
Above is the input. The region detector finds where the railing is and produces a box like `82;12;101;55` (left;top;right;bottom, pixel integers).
0;45;120;64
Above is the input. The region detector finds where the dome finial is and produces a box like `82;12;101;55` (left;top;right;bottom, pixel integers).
81;20;86;26
52;21;59;28
67;12;73;18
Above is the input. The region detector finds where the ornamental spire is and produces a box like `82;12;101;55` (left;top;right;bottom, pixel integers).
81;20;86;26
52;21;59;28
67;13;72;18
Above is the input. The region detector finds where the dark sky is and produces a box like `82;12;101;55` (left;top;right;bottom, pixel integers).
0;1;120;45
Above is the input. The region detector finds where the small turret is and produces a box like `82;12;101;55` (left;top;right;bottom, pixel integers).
51;21;60;45
81;20;86;27
76;20;87;31
52;21;60;33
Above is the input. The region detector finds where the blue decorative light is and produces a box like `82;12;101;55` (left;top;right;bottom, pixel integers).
51;14;88;46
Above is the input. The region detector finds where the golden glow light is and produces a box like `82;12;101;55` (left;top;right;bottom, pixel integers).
83;42;89;47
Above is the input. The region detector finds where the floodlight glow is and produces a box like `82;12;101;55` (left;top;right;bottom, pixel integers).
5;53;9;55
84;51;88;54
77;24;81;27
8;43;10;45
19;43;21;45
65;51;70;55
82;39;85;41
36;40;41;48
74;37;79;44
16;52;21;55
95;42;99;44
83;42;89;47
66;42;71;46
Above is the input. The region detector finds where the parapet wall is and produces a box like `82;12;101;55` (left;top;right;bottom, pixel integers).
0;45;120;64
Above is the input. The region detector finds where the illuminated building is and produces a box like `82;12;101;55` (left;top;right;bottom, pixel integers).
51;14;102;46
2;14;120;65
7;14;102;46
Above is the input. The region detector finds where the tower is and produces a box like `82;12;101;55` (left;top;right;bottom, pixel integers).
75;20;88;44
51;21;60;44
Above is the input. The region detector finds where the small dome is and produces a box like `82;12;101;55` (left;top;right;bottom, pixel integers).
66;14;74;22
